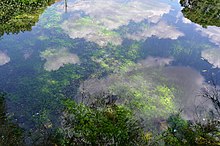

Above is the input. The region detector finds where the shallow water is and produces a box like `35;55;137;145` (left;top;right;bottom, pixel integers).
0;0;220;132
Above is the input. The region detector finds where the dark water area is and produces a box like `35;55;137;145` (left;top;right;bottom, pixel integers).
0;0;220;139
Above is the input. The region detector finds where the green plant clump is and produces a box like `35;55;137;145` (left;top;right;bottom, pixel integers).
180;0;220;27
0;0;55;36
55;98;146;145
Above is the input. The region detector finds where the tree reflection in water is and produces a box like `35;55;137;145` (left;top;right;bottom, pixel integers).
180;0;220;27
0;92;24;145
0;0;55;37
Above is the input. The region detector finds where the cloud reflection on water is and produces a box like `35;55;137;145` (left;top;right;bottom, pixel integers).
125;21;184;41
196;26;220;47
67;0;171;29
78;56;207;120
138;56;174;68
0;51;10;66
202;48;220;68
197;26;220;68
40;48;80;71
61;17;123;47
60;0;185;46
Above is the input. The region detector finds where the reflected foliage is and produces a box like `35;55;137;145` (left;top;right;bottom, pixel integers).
55;95;146;146
163;84;220;146
1;0;220;145
164;114;220;146
0;92;24;145
180;0;220;27
0;0;55;36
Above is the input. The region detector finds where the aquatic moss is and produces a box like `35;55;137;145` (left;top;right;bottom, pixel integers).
100;28;119;37
155;85;175;112
92;42;142;73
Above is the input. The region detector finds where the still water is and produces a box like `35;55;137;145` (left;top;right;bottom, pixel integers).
0;0;220;132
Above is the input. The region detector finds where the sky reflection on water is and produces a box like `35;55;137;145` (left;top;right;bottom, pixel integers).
0;0;220;130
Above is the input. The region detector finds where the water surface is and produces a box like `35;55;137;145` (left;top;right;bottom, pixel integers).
0;0;220;132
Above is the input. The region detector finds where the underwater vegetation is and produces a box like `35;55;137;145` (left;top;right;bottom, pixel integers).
1;0;220;145
51;85;220;146
77;55;209;129
0;93;24;146
91;42;143;73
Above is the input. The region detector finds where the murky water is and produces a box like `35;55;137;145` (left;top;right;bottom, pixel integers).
0;0;220;133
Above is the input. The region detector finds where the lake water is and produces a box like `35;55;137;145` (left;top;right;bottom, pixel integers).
0;0;220;132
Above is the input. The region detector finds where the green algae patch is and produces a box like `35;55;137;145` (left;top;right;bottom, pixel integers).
77;59;178;125
91;42;142;73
